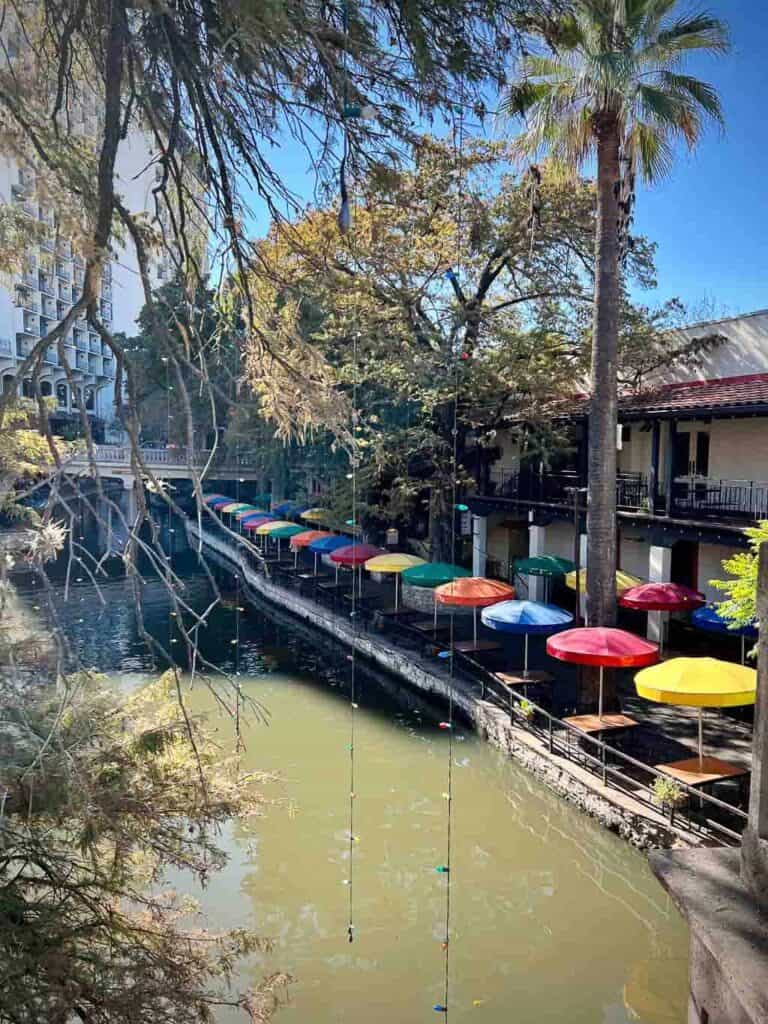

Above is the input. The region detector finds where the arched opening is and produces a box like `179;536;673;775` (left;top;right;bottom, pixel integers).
85;386;95;412
21;378;33;398
40;380;52;398
56;382;68;409
2;374;15;395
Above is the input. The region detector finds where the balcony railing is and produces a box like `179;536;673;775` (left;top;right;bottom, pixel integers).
75;352;88;371
483;466;768;525
0;337;12;355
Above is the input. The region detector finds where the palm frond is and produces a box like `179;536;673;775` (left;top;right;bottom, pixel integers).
659;72;725;123
655;13;730;55
626;120;674;181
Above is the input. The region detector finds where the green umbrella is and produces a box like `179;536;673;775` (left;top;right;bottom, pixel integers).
267;523;309;560
401;562;472;588
401;562;472;632
514;555;575;576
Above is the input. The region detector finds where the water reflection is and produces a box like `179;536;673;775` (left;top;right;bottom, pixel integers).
9;514;689;1023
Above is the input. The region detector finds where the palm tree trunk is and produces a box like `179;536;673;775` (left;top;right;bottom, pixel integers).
586;118;621;629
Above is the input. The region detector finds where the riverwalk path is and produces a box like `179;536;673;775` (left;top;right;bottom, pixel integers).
187;519;754;852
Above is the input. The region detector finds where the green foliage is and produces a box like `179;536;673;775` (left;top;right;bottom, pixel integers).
501;0;729;183
0;670;284;1023
651;775;687;810
710;522;768;630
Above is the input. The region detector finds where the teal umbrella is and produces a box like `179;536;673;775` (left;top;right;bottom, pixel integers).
401;562;471;588
267;523;308;558
515;555;575;576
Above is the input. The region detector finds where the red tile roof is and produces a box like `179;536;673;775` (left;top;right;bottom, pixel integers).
616;373;768;416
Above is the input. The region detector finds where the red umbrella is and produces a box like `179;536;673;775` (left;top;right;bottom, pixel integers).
619;582;705;612
547;627;659;719
330;543;385;566
242;516;275;531
434;577;516;644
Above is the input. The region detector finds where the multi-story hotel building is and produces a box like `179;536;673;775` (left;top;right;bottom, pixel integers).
467;309;768;637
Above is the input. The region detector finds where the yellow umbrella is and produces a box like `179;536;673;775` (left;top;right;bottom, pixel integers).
635;657;756;766
565;569;643;594
255;520;296;535
364;553;426;609
220;501;251;514
300;507;332;524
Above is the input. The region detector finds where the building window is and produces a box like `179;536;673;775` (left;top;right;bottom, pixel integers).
21;378;33;398
85;386;95;412
621;424;631;444
56;382;68;409
2;374;15;395
40;380;52;398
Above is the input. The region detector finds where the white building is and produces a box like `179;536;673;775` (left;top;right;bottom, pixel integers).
0;122;196;441
468;309;768;638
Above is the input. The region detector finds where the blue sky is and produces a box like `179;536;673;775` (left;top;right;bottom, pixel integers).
253;2;765;323
629;2;768;320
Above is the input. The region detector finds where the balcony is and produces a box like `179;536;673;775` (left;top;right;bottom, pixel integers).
44;346;58;366
101;282;112;300
88;355;100;374
480;466;768;527
38;273;54;295
16;336;33;357
56;262;71;282
73;330;87;351
89;337;101;353
41;299;57;318
20;313;39;336
0;337;12;356
75;352;88;371
100;300;112;321
103;358;115;377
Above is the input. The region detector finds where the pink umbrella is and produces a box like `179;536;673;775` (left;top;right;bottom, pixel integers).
547;627;659;719
330;543;386;588
620;583;705;655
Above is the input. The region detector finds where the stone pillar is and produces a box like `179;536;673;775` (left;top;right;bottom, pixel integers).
527;520;547;601
647;544;672;644
578;533;588;620
741;542;768;911
472;515;487;578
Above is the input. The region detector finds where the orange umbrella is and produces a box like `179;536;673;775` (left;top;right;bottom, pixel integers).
290;529;332;549
434;577;515;644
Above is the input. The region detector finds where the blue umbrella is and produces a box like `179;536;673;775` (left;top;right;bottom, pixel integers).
272;500;299;516
481;600;573;674
692;605;758;664
307;533;351;576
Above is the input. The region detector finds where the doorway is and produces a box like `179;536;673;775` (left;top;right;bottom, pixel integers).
671;540;699;590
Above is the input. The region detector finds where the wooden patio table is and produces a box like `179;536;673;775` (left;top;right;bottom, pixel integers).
409;619;452;636
655;755;750;790
495;669;554;698
452;640;502;655
563;713;640;737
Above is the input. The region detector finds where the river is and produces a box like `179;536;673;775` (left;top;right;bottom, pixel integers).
9;515;689;1023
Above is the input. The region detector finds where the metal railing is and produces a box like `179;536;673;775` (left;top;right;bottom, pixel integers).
670;478;768;522
68;445;259;468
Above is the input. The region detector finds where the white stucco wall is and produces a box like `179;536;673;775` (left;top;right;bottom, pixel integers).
663;310;768;384
697;542;741;603
618;527;650;581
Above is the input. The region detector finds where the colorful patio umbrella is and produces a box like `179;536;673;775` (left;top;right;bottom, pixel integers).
234;506;266;520
515;555;575;576
220;502;252;514
256;520;296;535
401;562;472;588
203;493;225;503
620;582;705;612
330;543;385;566
692;605;758;665
620;582;706;654
290;529;332;549
564;569;643;594
481;600;573;675
240;512;276;526
209;497;233;510
364;553;426;609
434;577;516;644
301;507;333;524
309;535;352;554
547;627;659;719
272;500;300;516
634;657;757;767
241;516;279;532
269;524;308;539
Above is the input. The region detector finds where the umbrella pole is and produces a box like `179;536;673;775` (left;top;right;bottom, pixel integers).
698;707;704;769
394;574;399;611
473;607;478;645
434;594;438;633
741;634;746;666
313;552;318;575
598;666;604;720
294;547;298;568
524;633;529;677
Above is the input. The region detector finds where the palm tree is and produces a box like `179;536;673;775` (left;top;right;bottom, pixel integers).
502;1;729;626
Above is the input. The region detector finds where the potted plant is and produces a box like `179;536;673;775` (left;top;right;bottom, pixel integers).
651;776;687;818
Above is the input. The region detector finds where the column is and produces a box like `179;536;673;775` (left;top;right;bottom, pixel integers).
742;542;768;911
471;515;487;578
527;519;547;601
577;533;588;620
647;544;672;643
664;419;677;516
648;419;660;513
